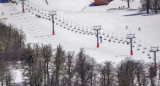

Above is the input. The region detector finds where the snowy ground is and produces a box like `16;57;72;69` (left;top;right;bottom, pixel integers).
0;0;160;83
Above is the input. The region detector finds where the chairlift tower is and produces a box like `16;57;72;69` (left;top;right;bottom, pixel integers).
51;11;57;35
93;25;101;48
126;33;136;55
22;0;25;13
150;47;159;68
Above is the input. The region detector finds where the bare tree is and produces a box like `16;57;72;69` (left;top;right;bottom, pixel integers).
100;61;115;86
54;45;65;86
149;64;157;86
75;49;95;86
65;52;75;86
41;44;52;86
135;61;148;86
117;58;137;86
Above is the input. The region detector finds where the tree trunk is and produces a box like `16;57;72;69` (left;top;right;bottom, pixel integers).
127;0;130;8
56;69;59;86
146;0;150;14
47;62;50;85
103;75;106;86
1;81;3;86
155;0;158;14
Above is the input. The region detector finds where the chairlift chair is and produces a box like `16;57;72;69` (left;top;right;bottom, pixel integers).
118;41;120;43
60;24;63;27
142;50;145;54
147;53;150;56
55;17;57;20
108;39;111;42
132;45;135;48
115;37;118;40
71;29;74;31
137;45;140;51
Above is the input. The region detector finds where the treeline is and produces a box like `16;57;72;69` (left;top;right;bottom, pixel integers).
140;0;160;14
21;45;158;86
0;22;159;86
0;22;25;86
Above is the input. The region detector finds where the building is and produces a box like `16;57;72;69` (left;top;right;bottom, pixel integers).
0;0;9;3
94;0;112;6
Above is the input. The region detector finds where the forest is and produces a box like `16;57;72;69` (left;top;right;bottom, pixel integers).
0;21;159;86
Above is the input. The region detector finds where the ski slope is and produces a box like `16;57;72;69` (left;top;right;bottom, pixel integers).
0;0;160;83
1;0;160;63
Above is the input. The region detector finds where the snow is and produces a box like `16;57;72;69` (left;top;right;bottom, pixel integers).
0;0;160;83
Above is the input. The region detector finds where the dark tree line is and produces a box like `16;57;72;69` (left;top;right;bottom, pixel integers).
0;22;25;86
141;0;160;14
0;22;159;86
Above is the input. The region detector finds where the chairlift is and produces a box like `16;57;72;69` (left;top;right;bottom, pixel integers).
91;32;93;35
137;45;140;50
142;50;145;54
147;53;150;56
132;45;135;48
138;44;141;47
108;39;111;42
67;28;70;30
106;34;109;37
71;29;74;31
115;37;118;40
144;47;147;50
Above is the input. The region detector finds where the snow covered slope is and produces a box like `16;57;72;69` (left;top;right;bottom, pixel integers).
1;0;160;83
1;0;160;65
